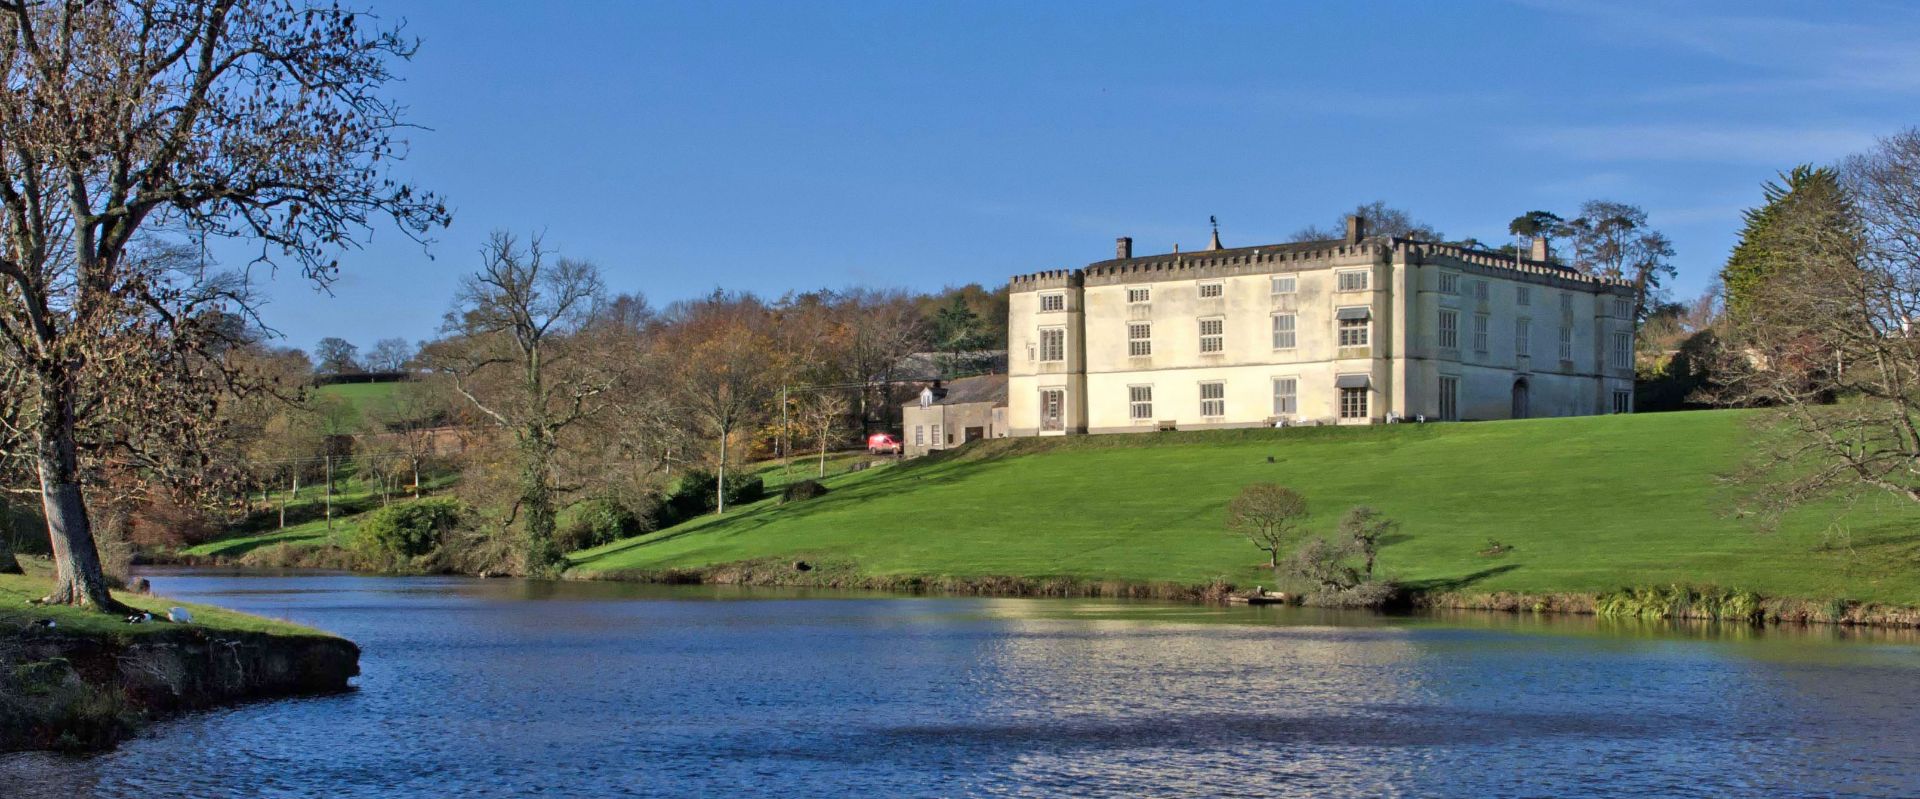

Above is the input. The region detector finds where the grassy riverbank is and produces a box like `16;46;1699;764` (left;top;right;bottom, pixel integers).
1;560;358;751
567;410;1920;613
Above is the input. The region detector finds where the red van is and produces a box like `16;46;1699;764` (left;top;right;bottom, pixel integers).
866;433;902;455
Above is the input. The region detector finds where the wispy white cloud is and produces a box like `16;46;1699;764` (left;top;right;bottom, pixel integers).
1519;0;1920;98
1516;123;1879;164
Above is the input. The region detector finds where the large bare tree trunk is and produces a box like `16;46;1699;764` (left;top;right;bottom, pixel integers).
0;530;20;575
35;384;121;610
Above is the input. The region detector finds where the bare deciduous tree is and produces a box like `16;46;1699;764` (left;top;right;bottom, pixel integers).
800;391;849;478
429;232;610;573
0;0;447;609
1225;483;1310;574
365;338;416;373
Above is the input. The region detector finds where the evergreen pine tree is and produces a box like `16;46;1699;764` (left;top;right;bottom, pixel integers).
1721;165;1849;317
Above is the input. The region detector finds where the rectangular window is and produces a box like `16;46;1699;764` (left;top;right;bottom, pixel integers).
1199;318;1225;353
1271;314;1296;349
1198;282;1223;298
1558;325;1573;361
1337;270;1370;292
1438;376;1459;421
1271;275;1297;294
1438;309;1459;350
931;424;942;447
1040;389;1064;432
1200;382;1225;417
1516;286;1532;306
1475;280;1489;301
1127;287;1150;304
1515;318;1532;357
1040;293;1064;312
1613;297;1632;318
1129;386;1153;420
1612;389;1632;414
1127;322;1152;357
1560;293;1574;316
1339;315;1369;348
1473;314;1490;353
1038;328;1065;362
914;425;924;445
1613;331;1631;368
1439;272;1460;294
1340;387;1369;419
1272;378;1297;416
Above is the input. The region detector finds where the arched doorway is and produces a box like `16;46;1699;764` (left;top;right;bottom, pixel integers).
1511;378;1530;419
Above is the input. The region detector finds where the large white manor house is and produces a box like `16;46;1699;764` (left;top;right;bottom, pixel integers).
1005;216;1637;436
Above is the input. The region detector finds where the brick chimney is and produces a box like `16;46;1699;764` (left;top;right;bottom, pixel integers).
1345;214;1366;245
1116;236;1133;260
1530;236;1549;261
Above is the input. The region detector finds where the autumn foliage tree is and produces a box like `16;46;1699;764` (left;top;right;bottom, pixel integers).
0;0;447;608
662;292;776;515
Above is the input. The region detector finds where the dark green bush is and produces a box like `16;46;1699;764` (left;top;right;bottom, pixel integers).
557;498;644;552
658;469;766;526
781;479;829;503
357;498;466;563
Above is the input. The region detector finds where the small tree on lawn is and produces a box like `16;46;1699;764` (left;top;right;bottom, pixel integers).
1225;483;1309;575
801;392;850;478
1337;506;1395;582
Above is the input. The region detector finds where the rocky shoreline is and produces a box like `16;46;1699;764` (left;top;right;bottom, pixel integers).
0;624;359;752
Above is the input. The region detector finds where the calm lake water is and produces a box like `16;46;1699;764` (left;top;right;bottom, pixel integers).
4;571;1919;798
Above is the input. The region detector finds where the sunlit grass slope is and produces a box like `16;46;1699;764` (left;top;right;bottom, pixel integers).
0;559;329;638
569;410;1920;604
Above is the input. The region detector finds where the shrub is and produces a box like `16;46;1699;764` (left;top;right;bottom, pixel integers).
658;469;766;526
1594;585;1766;623
1304;580;1404;610
781;479;829;504
557;498;644;552
357;498;466;563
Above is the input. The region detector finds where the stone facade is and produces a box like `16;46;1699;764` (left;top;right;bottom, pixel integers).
1006;224;1636;436
902;374;1008;457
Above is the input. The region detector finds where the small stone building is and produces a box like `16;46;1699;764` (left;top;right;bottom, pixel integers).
902;374;1008;457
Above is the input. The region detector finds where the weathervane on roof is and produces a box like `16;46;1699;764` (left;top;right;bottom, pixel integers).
1206;215;1224;251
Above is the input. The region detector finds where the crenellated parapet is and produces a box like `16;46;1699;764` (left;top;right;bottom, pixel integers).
1008;269;1085;292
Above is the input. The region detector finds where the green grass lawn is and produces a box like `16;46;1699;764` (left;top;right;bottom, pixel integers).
0;559;330;638
312;379;407;428
568;410;1920;605
180;516;358;559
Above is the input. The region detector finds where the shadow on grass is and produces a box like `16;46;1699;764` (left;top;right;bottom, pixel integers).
190;529;334;559
569;454;1014;567
1402;564;1521;594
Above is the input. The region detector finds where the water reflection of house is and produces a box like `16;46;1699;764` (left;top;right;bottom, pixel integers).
901;374;1008;457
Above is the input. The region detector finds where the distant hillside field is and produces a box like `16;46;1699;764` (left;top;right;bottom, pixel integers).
311;380;404;426
568;411;1920;605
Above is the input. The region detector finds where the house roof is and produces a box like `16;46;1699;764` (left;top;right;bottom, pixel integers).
905;373;1007;408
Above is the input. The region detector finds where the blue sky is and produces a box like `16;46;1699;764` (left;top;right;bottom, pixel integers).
245;0;1920;352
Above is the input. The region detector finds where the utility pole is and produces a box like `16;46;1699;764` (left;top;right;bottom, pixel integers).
325;455;335;530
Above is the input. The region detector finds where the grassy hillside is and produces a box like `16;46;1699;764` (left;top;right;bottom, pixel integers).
568;410;1920;605
312;379;407;428
1;559;328;637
